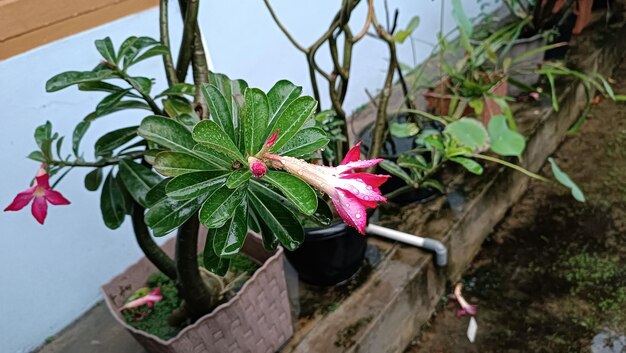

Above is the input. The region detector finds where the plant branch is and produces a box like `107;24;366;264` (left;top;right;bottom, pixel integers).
473;154;551;183
159;0;179;87
262;0;308;53
191;31;209;118
116;70;162;114
47;151;145;168
176;0;200;82
131;202;178;280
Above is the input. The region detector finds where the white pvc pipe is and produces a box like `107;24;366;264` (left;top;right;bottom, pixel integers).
365;224;448;266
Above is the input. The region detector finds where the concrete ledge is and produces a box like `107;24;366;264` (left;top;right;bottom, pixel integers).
283;7;626;353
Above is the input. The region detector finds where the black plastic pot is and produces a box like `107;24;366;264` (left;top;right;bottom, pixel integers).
359;114;441;205
285;221;367;286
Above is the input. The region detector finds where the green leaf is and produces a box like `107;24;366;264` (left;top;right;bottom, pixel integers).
72;121;90;157
138;115;196;154
145;195;208;236
100;171;126;229
203;228;231;276
118;36;159;68
191;144;232;170
548;158;585;202
202;84;234;138
488;115;526;157
445;117;490;152
199;185;246;228
213;200;248;257
162;96;197;118
389;122;420;138
46;70;114;92
85;168;103;191
154;151;216;176
34;121;52;149
269;96;317;152
166;171;229;200
96;89;131;116
132;44;170;65
450;157;483;175
119;159;162;207
127;77;152;96
192;120;245;163
249;185;304;251
78;81;139;98
226;169;252;189
27;151;45;162
86;100;151;121
157;83;196;98
394;16;420;44
452;0;473;37
242;88;270;155
95;37;116;63
263;170;317;216
94;126;138;157
267;80;302;128
145;178;170;207
278;127;329;157
379;160;414;186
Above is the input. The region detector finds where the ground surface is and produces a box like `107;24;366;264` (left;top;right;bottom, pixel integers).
405;62;626;353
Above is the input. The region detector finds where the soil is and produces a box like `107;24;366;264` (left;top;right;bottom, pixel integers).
405;62;626;353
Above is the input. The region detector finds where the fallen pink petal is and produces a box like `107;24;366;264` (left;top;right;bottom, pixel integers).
264;142;390;234
4;165;71;224
120;288;163;310
454;283;477;317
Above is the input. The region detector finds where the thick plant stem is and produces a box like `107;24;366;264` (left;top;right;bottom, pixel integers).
159;0;179;87
175;216;216;320
191;32;209;119
131;202;177;280
176;0;200;83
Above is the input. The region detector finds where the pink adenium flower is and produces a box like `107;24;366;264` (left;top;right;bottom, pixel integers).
4;165;70;224
120;287;163;311
454;283;477;317
248;156;267;178
264;142;389;234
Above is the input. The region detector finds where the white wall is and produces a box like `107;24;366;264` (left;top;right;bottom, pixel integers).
0;1;493;352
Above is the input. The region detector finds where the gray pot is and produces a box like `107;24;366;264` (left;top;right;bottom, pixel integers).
102;231;293;353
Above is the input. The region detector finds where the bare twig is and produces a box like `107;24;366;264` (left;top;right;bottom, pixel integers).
176;0;200;82
159;0;179;86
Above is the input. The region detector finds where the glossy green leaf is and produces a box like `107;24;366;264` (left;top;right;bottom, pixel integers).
72;121;90;157
132;44;169;65
192;120;245;163
46;70;114;92
263;170;317;215
394;16;420;43
162;96;197;119
450;157;483;175
199;185;246;229
157;83;196;98
278;127;329;157
390;122;420;138
226;169;251;189
85;168;103;191
166;171;229;200
154;151;215;176
138;115;196;154
242;88;270;155
96;89;132;116
95;37;116;63
203;228;231;276
379;160;414;186
34;121;52;148
445;118;490;152
119;159;162;207
248;184;304;251
126;77;152;96
191;144;233;170
77;81;136;98
27;151;45;162
213;200;248;257
94;126;138;157
202;84;234;138
267;80;302;128
118;36;159;68
269;96;317;152
100;171;126;229
548;158;585;202
145;178;170;207
488;115;526;157
85;100;151;122
145;195;207;236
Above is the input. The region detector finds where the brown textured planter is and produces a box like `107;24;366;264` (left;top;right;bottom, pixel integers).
424;78;508;126
102;231;293;353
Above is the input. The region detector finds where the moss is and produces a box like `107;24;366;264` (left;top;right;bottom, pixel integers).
122;252;259;340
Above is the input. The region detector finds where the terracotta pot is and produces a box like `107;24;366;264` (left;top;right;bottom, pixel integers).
424;78;508;126
102;232;293;353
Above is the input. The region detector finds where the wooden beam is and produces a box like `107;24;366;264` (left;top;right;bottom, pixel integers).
0;0;158;60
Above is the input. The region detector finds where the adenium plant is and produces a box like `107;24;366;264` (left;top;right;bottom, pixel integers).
4;34;388;322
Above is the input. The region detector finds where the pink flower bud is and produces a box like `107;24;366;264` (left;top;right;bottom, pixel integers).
248;157;267;178
266;130;280;148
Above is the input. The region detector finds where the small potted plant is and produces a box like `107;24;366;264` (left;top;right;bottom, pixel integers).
4;2;390;350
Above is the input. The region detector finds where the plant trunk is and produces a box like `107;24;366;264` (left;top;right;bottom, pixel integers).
131;202;177;280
